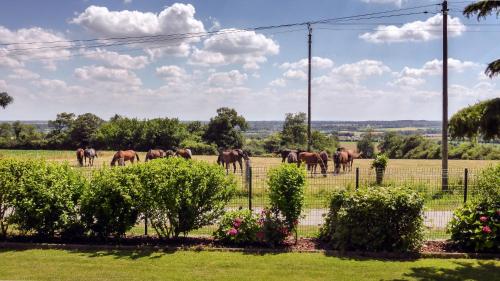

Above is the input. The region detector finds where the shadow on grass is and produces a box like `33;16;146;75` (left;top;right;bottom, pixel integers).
384;261;500;281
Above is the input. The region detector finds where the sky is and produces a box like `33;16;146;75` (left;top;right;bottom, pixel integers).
0;0;499;121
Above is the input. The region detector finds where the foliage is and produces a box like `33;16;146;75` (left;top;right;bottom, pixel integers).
180;138;218;155
281;112;307;147
5;160;86;237
310;130;339;154
449;98;500;141
262;133;282;153
132;158;236;238
69;113;104;147
378;132;404;158
474;164;500;204
257;208;290;247
320;187;424;252
0;92;13;109
371;154;388;171
356;131;375;158
213;210;259;244
203;107;248;148
267;164;306;234
80;167;142;238
448;201;499;252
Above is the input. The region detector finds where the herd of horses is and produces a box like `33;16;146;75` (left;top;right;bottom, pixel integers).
75;147;361;175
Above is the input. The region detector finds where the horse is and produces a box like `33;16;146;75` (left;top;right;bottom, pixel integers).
346;150;362;172
175;148;192;159
165;150;175;158
298;152;326;176
110;150;140;166
218;149;249;174
145;149;165;162
278;149;292;163
84;148;98;167
333;150;350;174
76;148;84;167
319;151;329;173
287;151;298;164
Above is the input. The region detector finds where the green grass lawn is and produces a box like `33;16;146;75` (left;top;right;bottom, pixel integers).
0;249;498;281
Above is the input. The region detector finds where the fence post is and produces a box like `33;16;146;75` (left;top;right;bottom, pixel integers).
355;167;359;191
246;161;253;211
144;214;148;236
463;168;468;203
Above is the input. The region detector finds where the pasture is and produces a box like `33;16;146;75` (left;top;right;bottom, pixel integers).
0;249;498;281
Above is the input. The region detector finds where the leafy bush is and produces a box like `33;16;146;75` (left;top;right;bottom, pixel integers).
180;138;218;155
213;210;259;244
5;160;86;237
80;167;142;238
267;164;306;235
474;164;500;203
448;201;499;252
257;208;290;247
371;154;388;185
0;159;25;237
134;158;236;238
319;187;424;252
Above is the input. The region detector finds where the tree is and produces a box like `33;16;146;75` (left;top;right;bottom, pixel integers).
449;98;500;141
0;92;13;109
310;130;338;154
203;107;248;148
48;112;75;134
281;112;307;148
69;113;104;147
464;1;500;78
378;132;404;158
357;131;375;158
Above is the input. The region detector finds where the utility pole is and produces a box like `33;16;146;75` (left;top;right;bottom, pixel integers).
442;0;449;191
307;23;312;152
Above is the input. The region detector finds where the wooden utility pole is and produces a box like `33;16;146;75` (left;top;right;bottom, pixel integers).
442;0;449;191
307;23;312;152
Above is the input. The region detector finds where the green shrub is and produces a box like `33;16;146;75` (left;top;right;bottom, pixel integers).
371;154;388;185
134;158;236;238
0;159;26;237
319;187;424;252
257;208;290;247
180;139;218;155
80;167;142;238
267;164;306;236
448;201;499;252
474;164;500;203
6;160;86;237
214;210;259;244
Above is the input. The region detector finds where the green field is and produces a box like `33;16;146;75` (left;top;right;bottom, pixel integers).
0;249;498;281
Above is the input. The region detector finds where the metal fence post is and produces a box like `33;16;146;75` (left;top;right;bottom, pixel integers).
464;168;468;203
355;167;359;191
245;161;253;211
144;214;148;236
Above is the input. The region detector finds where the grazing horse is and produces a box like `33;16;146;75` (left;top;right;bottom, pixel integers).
110;150;140;166
346;150;362;172
84;148;98;167
175;148;192;159
76;148;84;167
218;149;249;174
287;151;298;164
333;150;350;174
165;150;175;158
298;152;326;176
319;151;329;173
278;149;292;163
145;149;165;162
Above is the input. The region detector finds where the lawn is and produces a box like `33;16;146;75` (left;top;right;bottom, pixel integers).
0;249;498;281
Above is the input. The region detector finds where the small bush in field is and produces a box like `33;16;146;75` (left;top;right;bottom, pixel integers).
448;201;499;252
80;167;141;238
214;210;259;244
319;187;424;252
4;159;86;237
267;164;306;236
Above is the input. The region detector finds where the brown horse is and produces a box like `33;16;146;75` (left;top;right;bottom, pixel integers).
84;148;98;167
346;150;362;172
165;150;175;157
110;150;140;166
175;148;192;159
287;151;298;164
333;150;350;174
298;152;326;176
76;148;84;167
145;149;165;162
218;149;249;174
319;151;329;173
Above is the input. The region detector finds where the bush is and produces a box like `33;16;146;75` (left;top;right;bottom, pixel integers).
371;154;388;185
5;160;86;237
180;139;218;155
214;210;259;244
448;201;499;252
267;164;306;236
257;208;290;247
474;164;500;204
134;158;236;238
80;167;142;238
319;187;424;252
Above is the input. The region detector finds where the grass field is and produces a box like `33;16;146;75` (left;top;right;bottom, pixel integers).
0;249;498;281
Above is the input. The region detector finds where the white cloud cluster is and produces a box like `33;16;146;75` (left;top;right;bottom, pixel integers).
361;0;405;7
71;3;205;57
208;70;247;87
280;57;334;70
190;29;279;69
360;14;466;43
74;65;142;87
7;68;40;80
283;69;307;80
83;49;149;69
331;59;391;82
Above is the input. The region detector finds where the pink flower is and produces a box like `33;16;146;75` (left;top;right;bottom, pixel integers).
482;226;492;234
227;228;238;236
293;219;299;226
256;231;265;240
233;218;242;228
480;216;489;223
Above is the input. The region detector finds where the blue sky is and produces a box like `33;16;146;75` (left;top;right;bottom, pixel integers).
0;0;498;121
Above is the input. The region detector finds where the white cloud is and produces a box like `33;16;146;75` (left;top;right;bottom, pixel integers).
189;29;279;69
123;0;132;4
208;70;247;87
72;3;205;57
8;68;40;80
83;49;149;69
283;69;307;80
400;58;479;78
361;0;405;6
269;78;286;87
388;76;425;88
280;56;334;70
74;65;142;86
331;59;390;81
360;14;466;43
